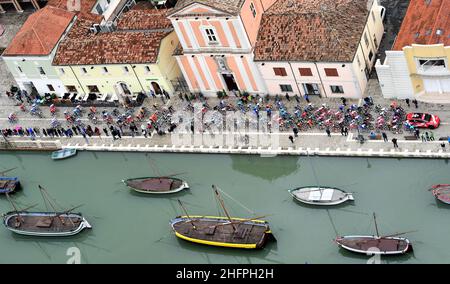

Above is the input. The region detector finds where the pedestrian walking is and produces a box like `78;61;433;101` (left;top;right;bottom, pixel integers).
285;93;290;101
326;127;331;137
430;132;435;141
288;135;294;144
341;97;347;106
421;133;426;142
441;143;446;151
343;127;349;136
294;95;300;103
392;138;399;148
405;98;410;107
340;126;345;136
304;94;310;103
382;132;388;142
43;129;48;137
103;127;109;136
425;131;430;141
293;127;298;137
414;128;420;139
412;99;418;109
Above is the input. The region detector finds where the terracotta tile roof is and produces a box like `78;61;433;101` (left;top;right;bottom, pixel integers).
53;7;173;65
254;0;372;62
117;2;172;30
393;0;450;50
169;0;246;16
2;6;75;56
46;0;103;22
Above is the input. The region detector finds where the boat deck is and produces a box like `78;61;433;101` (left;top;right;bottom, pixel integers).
172;218;269;245
5;214;83;233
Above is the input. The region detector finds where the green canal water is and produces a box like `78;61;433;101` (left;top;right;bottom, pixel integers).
0;152;449;264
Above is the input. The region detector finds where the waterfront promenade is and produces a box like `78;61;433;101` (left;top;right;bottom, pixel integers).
1;83;450;159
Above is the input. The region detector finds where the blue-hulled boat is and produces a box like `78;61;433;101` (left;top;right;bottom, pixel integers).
0;177;20;194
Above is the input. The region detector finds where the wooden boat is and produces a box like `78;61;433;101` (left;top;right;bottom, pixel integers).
430;184;450;204
335;235;412;255
334;213;413;256
123;177;189;194
289;186;354;206
51;148;77;160
170;185;275;249
0;177;20;194
2;185;91;237
170;215;273;249
3;211;91;237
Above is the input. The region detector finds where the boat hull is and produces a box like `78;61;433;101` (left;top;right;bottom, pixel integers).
335;235;412;255
170;216;273;249
123;177;189;194
289;186;354;206
431;184;450;204
0;177;20;194
52;149;77;160
3;211;91;237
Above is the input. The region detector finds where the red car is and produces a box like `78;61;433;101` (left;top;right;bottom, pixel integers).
406;113;440;129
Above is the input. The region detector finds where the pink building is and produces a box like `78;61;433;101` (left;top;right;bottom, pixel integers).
168;0;277;96
253;0;385;98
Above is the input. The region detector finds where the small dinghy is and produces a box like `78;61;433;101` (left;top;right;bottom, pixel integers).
123;177;189;194
289;186;354;206
52;149;77;160
430;184;450;204
3;211;91;237
0;177;20;194
334;213;413;256
170;185;275;249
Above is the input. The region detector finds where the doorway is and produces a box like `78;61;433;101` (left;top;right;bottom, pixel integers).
119;82;131;95
151;82;162;95
302;83;321;96
221;74;239;92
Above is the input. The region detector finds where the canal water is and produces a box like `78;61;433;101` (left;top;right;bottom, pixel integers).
0;152;449;264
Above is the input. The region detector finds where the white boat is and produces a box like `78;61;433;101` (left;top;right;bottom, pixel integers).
334;213;413;256
335;235;412;255
123;177;189;194
3;211;91;237
289;186;354;206
52;149;77;160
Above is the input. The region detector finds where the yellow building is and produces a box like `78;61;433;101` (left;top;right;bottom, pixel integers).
53;3;182;100
376;0;450;102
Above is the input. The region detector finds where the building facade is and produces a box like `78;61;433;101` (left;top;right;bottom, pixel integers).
376;0;450;102
53;3;181;98
253;0;385;98
168;0;277;96
2;6;76;96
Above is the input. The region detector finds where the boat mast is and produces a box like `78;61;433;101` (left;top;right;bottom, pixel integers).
177;199;196;230
38;185;66;225
212;185;236;231
373;212;380;237
5;193;24;223
306;151;322;194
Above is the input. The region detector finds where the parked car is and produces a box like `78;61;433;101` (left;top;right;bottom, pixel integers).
406;113;440;129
